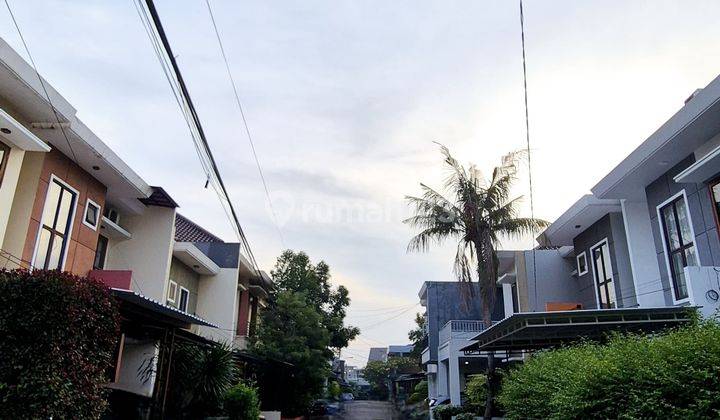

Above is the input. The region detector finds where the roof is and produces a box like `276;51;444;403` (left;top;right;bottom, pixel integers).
592;74;720;199
539;194;622;246
461;306;694;352
139;186;179;209
368;347;388;362
111;288;217;328
175;213;223;243
388;344;414;354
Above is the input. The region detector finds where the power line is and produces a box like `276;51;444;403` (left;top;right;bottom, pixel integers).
204;0;286;250
138;0;264;279
3;0;79;164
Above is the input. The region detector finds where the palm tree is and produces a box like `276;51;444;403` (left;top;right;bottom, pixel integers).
405;144;548;418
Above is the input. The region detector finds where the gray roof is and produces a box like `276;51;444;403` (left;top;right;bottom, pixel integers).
175;213;223;243
368;347;388;362
388;344;414;354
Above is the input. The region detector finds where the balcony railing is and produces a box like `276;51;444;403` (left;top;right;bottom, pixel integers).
439;320;489;344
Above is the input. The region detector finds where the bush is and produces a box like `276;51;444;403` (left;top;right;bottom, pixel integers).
225;382;261;420
455;413;477;420
0;269;119;419
407;380;428;404
463;374;486;413
499;319;720;419
432;404;464;420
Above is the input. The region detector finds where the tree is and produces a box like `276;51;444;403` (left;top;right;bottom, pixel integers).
408;312;427;361
405;145;548;418
363;357;419;400
251;251;359;415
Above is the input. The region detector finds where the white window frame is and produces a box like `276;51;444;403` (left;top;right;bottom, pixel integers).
576;251;588;276
656;190;697;305
178;286;190;313
589;238;616;309
31;174;79;271
82;198;101;231
167;280;178;304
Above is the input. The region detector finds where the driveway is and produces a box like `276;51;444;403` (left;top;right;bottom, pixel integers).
336;400;397;420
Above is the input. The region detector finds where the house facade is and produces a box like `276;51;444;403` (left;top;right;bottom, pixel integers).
0;36;271;416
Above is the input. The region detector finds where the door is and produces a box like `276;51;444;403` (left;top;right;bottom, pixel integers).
591;240;616;309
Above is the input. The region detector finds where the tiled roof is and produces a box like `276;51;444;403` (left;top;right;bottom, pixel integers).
175;213;223;243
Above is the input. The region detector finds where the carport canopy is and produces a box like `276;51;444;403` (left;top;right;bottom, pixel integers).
461;306;695;353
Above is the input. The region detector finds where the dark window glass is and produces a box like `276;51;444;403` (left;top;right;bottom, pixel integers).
591;241;616;309
660;196;696;300
85;202;100;227
93;235;108;270
511;282;519;313
0;141;9;187
179;288;189;313
35;178;76;270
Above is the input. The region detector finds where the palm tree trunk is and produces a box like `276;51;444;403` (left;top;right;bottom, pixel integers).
482;303;495;420
475;238;496;420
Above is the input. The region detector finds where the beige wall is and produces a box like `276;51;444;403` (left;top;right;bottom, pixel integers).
1;151;43;268
168;257;199;314
196;267;240;344
104;206;175;301
0;144;25;247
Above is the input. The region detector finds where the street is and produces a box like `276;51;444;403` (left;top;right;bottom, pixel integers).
336;400;398;420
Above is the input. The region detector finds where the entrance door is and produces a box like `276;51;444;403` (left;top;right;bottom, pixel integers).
591;240;616;309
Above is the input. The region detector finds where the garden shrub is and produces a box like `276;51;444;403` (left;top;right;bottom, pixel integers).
224;382;261;420
463;374;486;413
433;404;464;420
454;413;477;420
0;269;119;419
498;319;720;419
407;379;428;404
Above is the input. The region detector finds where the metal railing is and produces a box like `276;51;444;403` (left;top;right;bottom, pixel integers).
438;320;488;344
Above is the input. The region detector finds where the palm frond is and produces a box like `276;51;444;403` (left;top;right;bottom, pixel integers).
495;217;549;240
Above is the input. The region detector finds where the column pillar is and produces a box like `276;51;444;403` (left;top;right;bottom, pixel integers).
449;354;461;406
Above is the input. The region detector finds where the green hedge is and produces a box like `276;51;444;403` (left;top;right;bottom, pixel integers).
498;319;720;419
225;382;261;420
0;269;119;419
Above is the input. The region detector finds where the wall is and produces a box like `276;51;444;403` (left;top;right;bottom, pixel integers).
571;213;636;309
519;249;579;311
0;143;25;246
645;154;720;305
115;336;157;398
104;206;175;301
196;266;240;344
168;257;199;315
424;282;504;362
20;148;106;275
1;150;43;267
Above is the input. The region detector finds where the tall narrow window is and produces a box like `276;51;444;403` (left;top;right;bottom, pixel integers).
33;177;77;270
0;140;9;187
178;287;189;313
510;282;519;313
591;240;616;309
659;195;696;301
93;235;109;270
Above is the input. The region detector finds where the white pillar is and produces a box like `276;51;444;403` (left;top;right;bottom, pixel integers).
427;372;437;399
437;360;448;398
449;354;461;406
621;199;666;307
502;283;514;316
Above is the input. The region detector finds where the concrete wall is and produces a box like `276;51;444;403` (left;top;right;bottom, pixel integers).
645;154;720;304
115;336;157;398
520;249;579;311
0;144;25;246
571;214;636;308
104;206;175;301
424;282;504;362
168;257;199;315
1;150;43;267
20;148;106;275
196;266;240;344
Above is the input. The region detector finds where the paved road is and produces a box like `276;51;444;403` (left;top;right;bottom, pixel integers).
338;400;397;420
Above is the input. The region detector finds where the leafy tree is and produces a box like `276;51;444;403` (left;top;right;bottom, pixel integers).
363;357;419;400
408;312;427;361
405;145;548;418
0;269;119;419
251;250;358;415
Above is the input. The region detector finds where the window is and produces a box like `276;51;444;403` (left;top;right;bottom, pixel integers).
93;235;109;270
659;193;697;301
591;240;616;309
167;280;178;304
103;206;120;224
178;287;189;313
576;251;588;276
33;176;77;270
511;282;519;313
0;140;9;187
83;199;101;230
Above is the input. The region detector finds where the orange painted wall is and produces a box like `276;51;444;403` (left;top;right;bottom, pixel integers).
21;148;107;276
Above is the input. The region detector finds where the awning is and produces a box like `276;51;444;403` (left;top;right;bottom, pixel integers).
461;307;694;352
111;288;217;328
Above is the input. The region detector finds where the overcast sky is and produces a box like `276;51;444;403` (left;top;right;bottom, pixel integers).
3;0;720;366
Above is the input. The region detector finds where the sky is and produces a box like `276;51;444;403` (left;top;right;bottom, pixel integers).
2;0;720;366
